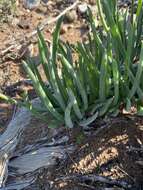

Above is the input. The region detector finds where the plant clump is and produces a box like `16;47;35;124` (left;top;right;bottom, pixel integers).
1;0;143;128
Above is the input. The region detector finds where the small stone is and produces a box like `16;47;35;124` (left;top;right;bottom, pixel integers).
12;18;19;26
17;19;30;29
89;0;96;5
23;0;40;10
67;0;76;3
64;10;77;23
136;161;143;166
67;24;74;30
60;25;67;34
77;3;88;15
41;0;48;4
55;0;63;6
36;5;47;14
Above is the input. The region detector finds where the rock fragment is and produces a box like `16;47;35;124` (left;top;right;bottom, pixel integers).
64;10;77;23
41;0;48;4
77;3;88;16
23;0;41;10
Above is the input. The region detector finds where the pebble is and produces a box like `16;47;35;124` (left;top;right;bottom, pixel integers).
11;18;20;26
23;0;41;10
77;3;88;15
22;0;137;11
17;18;30;29
64;10;77;23
41;0;48;4
118;0;138;6
88;0;96;5
60;25;67;34
54;0;63;6
36;4;47;14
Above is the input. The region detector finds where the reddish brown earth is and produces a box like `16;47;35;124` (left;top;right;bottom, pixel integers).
19;116;143;189
53;117;143;189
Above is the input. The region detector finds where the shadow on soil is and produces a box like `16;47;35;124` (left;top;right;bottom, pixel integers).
51;116;143;190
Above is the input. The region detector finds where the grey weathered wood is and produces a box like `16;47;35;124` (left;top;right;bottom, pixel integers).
56;174;130;189
0;176;35;190
0;99;43;187
0;98;74;188
9;145;74;174
0;105;32;187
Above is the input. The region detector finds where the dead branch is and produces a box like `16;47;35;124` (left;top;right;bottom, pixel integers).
0;176;36;190
56;174;131;189
0;101;33;187
0;98;75;188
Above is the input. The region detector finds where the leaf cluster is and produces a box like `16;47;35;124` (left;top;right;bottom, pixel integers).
1;0;143;127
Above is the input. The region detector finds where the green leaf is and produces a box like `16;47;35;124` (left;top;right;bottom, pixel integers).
23;60;63;121
79;112;98;127
65;100;74;128
67;88;83;120
60;55;88;111
99;98;113;116
136;0;142;17
126;98;132;112
99;51;108;102
48;120;64;128
0;93;17;104
137;105;143;116
128;42;143;99
112;59;119;105
38;28;66;110
96;0;109;32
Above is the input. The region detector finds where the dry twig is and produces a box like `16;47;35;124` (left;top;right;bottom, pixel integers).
56;174;131;189
0;1;79;59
